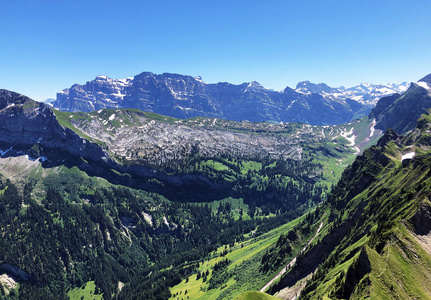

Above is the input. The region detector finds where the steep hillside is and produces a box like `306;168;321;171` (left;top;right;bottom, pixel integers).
53;72;380;126
0;89;109;163
266;111;431;299
370;75;431;135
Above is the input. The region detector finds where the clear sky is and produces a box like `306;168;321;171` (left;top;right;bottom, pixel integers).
1;0;431;102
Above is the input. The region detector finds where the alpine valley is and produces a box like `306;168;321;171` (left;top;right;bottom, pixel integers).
0;72;429;300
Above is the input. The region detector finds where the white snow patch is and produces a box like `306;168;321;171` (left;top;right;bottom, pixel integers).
364;119;377;143
287;99;297;108
118;77;133;84
0;147;13;156
402;152;415;160
109;114;116;121
341;128;359;154
5;103;15;109
175;105;192;111
417;81;431;91
163;216;169;227
111;91;125;99
97;109;103;113
369;119;376;138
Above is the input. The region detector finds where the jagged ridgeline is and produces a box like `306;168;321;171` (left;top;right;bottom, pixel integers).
0;88;364;299
266;109;431;297
51;72;408;126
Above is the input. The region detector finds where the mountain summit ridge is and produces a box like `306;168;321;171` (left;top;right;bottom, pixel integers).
52;72;407;126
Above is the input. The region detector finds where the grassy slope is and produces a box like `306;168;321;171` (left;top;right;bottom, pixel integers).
169;213;321;300
67;281;103;300
233;291;279;300
293;114;431;299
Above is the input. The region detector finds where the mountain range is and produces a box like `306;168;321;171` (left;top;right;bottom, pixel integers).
51;72;408;126
0;72;430;299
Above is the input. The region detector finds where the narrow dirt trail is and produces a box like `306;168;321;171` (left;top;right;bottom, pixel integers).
260;222;324;293
180;259;209;292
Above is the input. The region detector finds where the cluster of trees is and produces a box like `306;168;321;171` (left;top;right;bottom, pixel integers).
207;259;231;290
178;155;326;214
0;167;313;299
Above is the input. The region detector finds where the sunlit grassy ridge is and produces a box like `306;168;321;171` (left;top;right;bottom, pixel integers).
233;291;279;300
279;113;431;299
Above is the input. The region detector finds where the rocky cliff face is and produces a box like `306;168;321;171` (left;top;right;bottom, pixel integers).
53;72;399;126
56;75;132;112
370;75;431;135
0;89;110;164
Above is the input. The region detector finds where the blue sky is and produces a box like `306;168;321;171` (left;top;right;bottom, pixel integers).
1;0;431;101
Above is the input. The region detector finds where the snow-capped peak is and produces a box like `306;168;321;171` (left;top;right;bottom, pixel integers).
96;75;109;80
294;81;410;106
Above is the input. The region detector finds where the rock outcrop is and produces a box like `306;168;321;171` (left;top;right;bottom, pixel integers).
0;89;110;164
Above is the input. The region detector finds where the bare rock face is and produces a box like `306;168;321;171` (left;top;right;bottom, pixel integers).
56;75;133;112
339;248;371;299
67;108;339;172
0;89;110;164
411;201;431;236
53;72;374;125
123;72;218;119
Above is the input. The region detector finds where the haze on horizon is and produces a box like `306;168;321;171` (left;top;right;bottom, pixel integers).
1;0;430;102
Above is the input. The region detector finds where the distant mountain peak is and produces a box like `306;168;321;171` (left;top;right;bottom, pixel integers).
419;73;431;84
244;81;264;92
295;81;333;94
95;75;109;80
